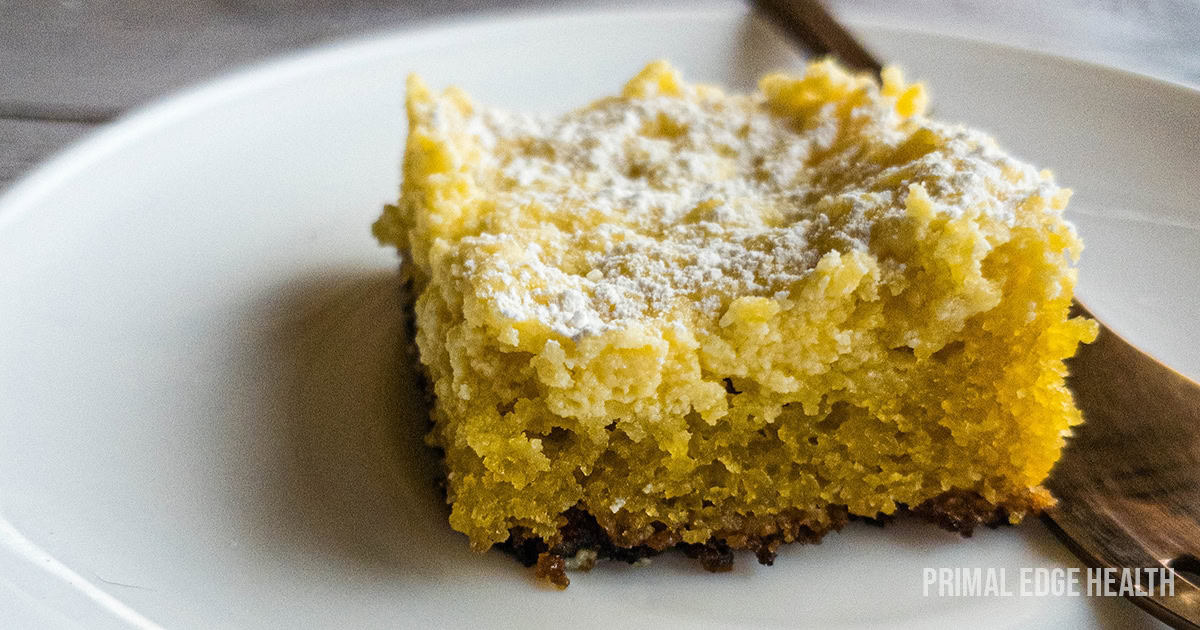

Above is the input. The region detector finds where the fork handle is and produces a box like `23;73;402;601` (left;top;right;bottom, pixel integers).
752;0;884;75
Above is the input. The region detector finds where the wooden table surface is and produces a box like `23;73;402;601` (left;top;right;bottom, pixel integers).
2;0;1199;191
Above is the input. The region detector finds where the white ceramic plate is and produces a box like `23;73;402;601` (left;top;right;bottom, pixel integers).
1;6;1194;629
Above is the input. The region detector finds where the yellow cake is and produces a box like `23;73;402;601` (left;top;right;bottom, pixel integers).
374;60;1097;587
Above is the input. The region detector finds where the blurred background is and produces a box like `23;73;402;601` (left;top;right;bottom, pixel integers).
2;0;1198;191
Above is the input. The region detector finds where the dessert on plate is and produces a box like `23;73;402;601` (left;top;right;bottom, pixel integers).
373;59;1097;587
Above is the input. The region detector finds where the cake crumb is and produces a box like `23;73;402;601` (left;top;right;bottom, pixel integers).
535;552;569;589
563;549;599;571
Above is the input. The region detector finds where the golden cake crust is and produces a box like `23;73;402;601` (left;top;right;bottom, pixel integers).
376;60;1096;585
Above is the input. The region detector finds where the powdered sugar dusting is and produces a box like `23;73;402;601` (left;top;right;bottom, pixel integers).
444;82;1052;339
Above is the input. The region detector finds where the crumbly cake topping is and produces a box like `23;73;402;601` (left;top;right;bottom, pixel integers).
420;62;1058;338
377;61;1096;562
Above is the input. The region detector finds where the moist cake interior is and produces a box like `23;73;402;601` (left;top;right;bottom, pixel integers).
374;60;1097;587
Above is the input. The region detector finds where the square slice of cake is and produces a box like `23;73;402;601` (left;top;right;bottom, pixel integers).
373;60;1097;587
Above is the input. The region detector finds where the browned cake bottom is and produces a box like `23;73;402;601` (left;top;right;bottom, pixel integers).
502;491;1042;589
397;273;1048;589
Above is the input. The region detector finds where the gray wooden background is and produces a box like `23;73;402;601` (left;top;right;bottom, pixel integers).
2;0;1198;191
